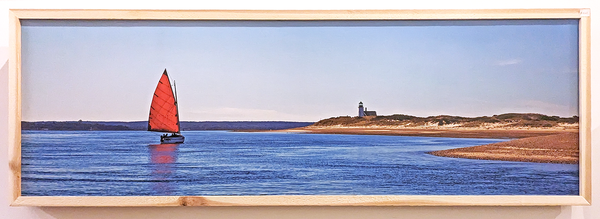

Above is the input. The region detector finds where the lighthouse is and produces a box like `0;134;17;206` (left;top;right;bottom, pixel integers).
358;102;365;117
358;102;377;117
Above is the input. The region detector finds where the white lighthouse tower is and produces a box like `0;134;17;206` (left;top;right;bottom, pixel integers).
358;101;365;117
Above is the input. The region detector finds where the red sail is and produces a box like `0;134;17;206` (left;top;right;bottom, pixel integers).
148;70;180;133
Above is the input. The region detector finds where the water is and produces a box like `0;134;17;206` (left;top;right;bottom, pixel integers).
21;130;579;196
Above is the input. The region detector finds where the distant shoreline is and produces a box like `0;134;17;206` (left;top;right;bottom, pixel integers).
21;121;314;131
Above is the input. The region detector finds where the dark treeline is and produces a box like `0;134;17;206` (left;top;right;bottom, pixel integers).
21;121;133;131
22;121;314;131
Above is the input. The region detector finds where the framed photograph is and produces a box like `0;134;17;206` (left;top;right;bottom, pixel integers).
8;9;591;206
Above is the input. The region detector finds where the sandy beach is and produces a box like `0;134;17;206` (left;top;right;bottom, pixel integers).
428;133;578;164
278;126;578;164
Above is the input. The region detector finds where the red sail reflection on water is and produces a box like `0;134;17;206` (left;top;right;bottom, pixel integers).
151;144;178;164
149;144;179;195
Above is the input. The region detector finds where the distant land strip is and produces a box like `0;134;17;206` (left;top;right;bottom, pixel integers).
21;121;315;131
309;113;578;130
280;113;578;138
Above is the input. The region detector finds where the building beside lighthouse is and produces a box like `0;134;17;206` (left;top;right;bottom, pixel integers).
358;102;377;117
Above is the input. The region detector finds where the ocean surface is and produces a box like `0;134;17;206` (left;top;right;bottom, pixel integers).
21;130;579;196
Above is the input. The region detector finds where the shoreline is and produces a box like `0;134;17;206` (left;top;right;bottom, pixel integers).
275;126;579;164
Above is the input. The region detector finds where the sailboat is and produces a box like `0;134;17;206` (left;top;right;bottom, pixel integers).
148;69;185;144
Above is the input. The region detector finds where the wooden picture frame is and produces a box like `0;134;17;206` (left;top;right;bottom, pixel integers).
8;9;591;206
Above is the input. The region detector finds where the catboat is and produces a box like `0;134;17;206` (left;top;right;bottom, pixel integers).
148;69;185;144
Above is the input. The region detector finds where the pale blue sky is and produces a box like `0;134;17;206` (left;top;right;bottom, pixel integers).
21;20;579;122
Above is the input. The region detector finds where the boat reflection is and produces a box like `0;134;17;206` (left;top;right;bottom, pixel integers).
149;143;179;195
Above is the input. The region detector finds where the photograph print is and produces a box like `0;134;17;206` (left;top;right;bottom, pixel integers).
19;18;580;197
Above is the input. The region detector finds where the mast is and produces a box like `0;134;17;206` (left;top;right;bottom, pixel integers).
174;80;181;134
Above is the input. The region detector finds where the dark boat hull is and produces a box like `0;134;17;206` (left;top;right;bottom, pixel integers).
161;134;185;144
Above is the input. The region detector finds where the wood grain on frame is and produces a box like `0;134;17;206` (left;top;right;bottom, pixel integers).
8;9;22;205
11;195;591;207
9;9;583;20
578;13;591;203
8;9;592;207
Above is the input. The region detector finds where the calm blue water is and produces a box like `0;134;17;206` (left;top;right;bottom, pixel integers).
21;130;579;196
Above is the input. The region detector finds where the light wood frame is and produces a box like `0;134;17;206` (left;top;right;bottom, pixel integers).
8;9;591;206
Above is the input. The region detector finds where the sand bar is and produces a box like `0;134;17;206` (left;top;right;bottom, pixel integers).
428;133;578;164
277;127;578;164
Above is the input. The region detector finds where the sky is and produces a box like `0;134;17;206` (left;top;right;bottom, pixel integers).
20;20;579;122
